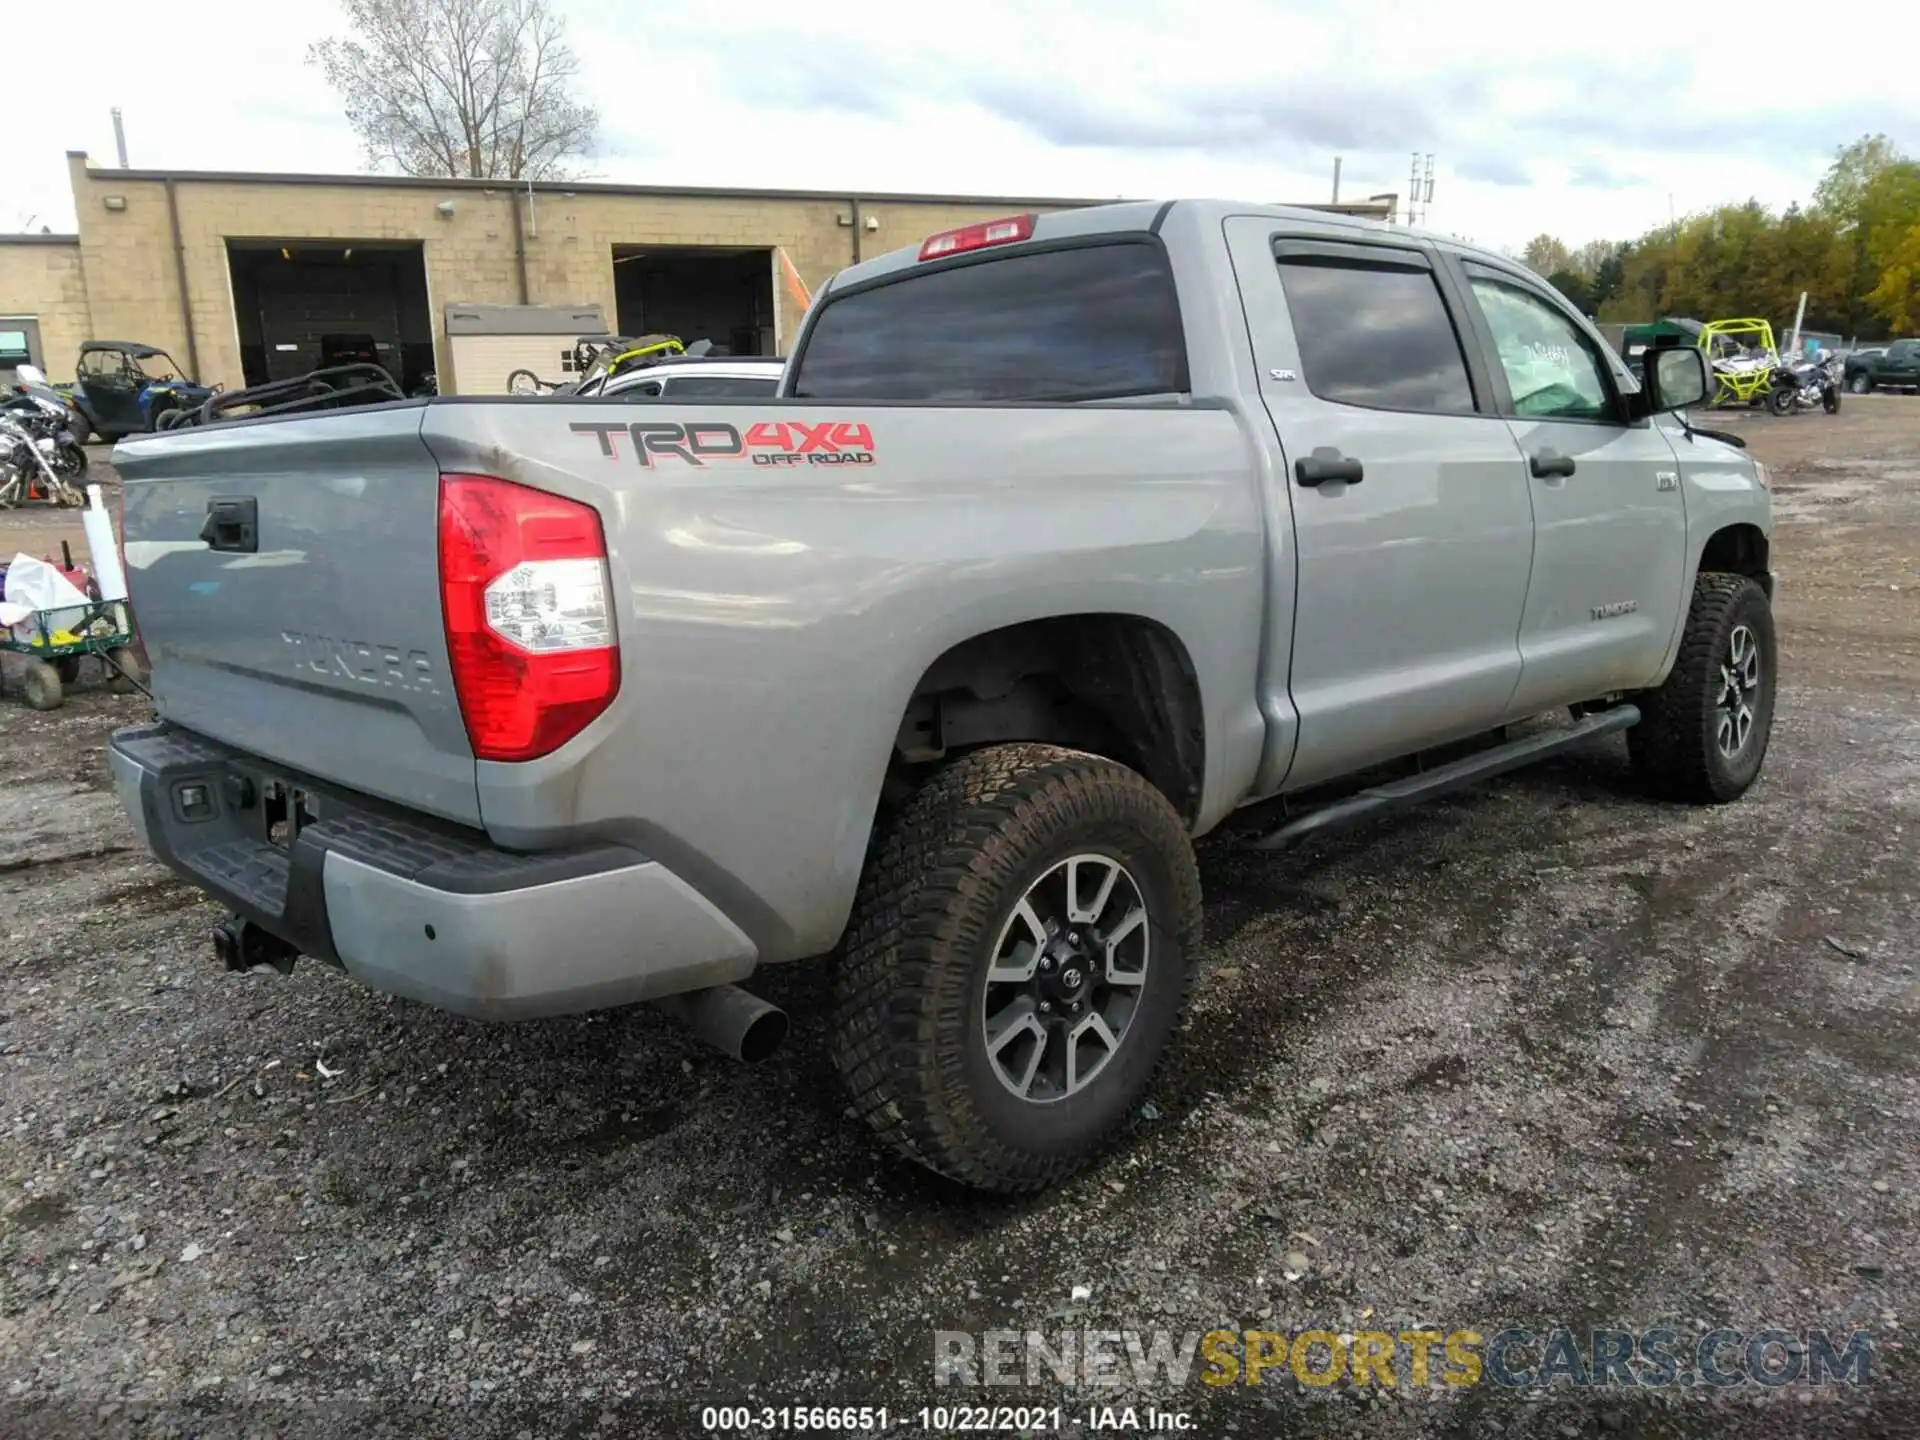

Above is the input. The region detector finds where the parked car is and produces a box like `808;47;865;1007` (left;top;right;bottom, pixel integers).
70;341;216;442
598;357;784;399
107;200;1773;1192
1843;341;1917;393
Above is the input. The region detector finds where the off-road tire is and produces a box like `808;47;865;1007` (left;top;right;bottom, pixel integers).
1629;573;1776;803
19;660;63;711
1766;385;1794;416
832;743;1201;1192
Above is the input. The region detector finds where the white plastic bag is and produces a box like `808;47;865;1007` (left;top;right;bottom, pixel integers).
4;552;91;645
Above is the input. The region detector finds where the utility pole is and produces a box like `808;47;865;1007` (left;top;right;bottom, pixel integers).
1331;156;1342;205
1667;193;1678;312
1405;153;1437;226
112;108;129;168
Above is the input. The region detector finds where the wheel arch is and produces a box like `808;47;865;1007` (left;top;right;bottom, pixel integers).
1698;523;1771;597
888;613;1208;826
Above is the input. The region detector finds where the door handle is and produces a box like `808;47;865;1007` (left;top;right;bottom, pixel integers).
1529;449;1576;479
199;496;258;553
1295;449;1364;487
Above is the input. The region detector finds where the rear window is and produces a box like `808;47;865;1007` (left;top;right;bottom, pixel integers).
1277;258;1476;415
792;241;1187;402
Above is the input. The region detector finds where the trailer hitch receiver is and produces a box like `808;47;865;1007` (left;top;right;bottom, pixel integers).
211;915;298;976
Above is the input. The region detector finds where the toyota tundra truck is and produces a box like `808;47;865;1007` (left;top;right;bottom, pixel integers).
108;200;1775;1192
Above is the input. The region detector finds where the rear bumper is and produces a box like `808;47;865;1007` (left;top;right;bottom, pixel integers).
108;724;757;1020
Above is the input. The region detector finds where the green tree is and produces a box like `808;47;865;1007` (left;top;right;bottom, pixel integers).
1866;229;1920;331
1546;269;1596;313
1859;162;1920;333
1814;134;1914;336
1569;238;1616;280
1590;246;1627;311
1566;135;1911;337
1520;234;1574;277
1814;133;1905;219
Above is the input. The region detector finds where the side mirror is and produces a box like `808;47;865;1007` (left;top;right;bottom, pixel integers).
1647;346;1708;411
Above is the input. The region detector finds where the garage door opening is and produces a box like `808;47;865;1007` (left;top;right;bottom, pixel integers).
227;241;434;391
612;246;774;356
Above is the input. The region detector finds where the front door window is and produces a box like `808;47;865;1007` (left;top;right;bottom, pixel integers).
1468;277;1614;421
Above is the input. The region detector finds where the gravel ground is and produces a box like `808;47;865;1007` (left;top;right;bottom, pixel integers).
2;407;1918;1438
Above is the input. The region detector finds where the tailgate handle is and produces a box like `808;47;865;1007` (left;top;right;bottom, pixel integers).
200;497;258;554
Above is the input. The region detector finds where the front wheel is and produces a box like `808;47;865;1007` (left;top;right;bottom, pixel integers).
1765;385;1795;416
1847;375;1872;395
53;443;88;479
1629;574;1776;804
832;744;1200;1192
18;659;63;711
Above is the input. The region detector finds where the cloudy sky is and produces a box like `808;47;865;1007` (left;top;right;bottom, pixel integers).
9;0;1913;252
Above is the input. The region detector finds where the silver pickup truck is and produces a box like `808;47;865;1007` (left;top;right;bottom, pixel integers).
109;200;1774;1192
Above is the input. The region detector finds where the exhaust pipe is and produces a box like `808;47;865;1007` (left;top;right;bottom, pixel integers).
654;984;788;1064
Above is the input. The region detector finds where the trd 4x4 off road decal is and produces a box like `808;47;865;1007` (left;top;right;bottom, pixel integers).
570;420;876;468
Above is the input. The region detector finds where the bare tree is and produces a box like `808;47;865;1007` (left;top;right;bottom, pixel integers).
310;0;598;181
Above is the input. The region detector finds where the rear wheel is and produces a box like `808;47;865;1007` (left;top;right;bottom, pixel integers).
1823;386;1842;415
108;648;150;693
1629;574;1776;804
832;743;1200;1192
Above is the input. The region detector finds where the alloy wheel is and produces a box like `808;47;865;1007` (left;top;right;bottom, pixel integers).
1716;624;1762;758
980;854;1150;1104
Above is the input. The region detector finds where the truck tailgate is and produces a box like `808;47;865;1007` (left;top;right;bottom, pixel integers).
115;405;481;825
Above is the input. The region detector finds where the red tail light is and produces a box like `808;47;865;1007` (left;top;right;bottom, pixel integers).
918;213;1035;261
438;474;619;762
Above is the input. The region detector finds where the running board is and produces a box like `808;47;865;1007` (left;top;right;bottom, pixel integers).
1249;706;1640;852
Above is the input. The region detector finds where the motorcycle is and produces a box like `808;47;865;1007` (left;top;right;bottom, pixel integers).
1767;354;1842;416
0;411;86;508
5;364;90;479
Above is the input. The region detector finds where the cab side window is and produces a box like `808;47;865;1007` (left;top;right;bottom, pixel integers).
1466;270;1615;421
1277;256;1477;414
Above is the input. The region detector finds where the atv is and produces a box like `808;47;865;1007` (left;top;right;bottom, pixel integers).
69;341;217;443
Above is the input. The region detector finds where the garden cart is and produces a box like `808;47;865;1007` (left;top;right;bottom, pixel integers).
0;592;147;710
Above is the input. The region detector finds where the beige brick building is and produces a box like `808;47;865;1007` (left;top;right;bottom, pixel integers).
1;234;94;385
2;151;1393;392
